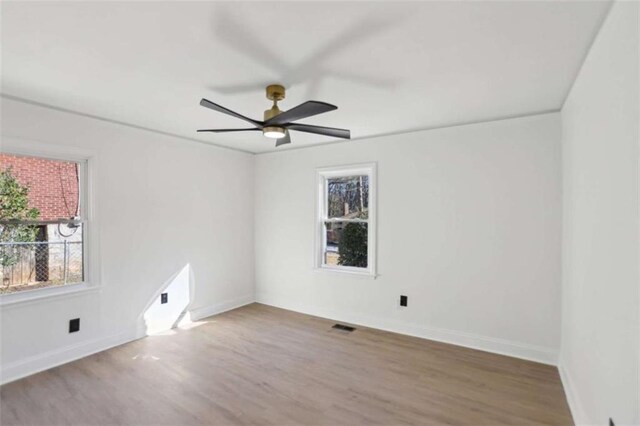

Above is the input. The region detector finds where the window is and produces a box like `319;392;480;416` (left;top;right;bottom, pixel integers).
316;163;376;275
0;153;88;295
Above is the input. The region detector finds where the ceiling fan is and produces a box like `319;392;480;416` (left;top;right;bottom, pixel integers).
198;85;350;147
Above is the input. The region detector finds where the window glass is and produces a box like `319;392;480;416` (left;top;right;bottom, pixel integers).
324;221;368;268
327;175;369;219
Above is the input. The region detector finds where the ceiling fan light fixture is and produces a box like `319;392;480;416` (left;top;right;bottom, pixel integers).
263;126;286;139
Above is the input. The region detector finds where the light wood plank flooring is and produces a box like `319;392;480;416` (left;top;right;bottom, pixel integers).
0;303;572;425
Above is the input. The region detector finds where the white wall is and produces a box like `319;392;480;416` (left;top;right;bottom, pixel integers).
3;9;636;421
0;98;255;383
560;1;640;424
255;113;562;364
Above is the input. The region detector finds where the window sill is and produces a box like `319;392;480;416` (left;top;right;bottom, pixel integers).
0;283;101;309
314;266;378;279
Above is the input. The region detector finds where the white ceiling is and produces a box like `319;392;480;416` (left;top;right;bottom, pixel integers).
1;1;610;154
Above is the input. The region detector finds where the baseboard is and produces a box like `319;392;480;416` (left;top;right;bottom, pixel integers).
256;294;558;366
0;295;255;385
558;361;589;425
0;327;142;385
189;294;255;321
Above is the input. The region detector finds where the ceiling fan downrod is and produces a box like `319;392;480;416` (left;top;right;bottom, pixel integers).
263;84;286;139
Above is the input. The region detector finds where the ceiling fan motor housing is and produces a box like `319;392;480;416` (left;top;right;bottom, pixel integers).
263;104;285;137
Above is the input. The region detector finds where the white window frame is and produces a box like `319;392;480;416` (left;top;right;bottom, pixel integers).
0;138;100;307
315;162;377;277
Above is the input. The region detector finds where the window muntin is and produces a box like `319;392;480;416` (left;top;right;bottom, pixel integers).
0;153;87;294
317;164;376;275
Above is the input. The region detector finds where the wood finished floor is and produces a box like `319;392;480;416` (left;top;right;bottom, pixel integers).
0;303;572;425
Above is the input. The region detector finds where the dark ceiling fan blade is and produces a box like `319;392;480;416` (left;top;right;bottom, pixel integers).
200;98;263;127
275;130;291;147
286;123;350;139
265;101;337;126
197;128;261;133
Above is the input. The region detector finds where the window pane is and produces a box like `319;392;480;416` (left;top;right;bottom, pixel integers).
327;175;369;219
0;224;84;294
0;154;84;294
324;221;368;268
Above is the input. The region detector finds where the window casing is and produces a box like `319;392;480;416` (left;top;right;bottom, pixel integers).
0;148;93;302
315;163;376;276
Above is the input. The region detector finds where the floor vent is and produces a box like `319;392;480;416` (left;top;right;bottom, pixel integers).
332;324;356;332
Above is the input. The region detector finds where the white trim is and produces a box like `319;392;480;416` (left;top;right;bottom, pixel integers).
189;294;255;321
315;162;377;277
0;295;255;385
0;137;101;302
256;295;558;366
257;111;560;155
316;163;377;178
1;136;96;162
314;265;378;279
558;362;590;425
137;265;194;336
0;282;101;309
1;95;254;156
0;327;141;385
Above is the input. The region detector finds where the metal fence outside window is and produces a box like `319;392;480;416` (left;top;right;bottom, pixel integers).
0;241;84;294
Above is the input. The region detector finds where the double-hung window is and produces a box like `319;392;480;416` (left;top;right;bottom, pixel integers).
0;152;88;295
316;163;376;276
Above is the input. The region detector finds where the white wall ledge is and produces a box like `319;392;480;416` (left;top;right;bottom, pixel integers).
0;283;102;310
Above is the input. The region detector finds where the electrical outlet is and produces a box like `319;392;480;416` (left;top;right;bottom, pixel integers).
161;293;168;304
400;295;408;307
69;318;80;333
